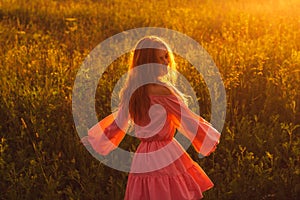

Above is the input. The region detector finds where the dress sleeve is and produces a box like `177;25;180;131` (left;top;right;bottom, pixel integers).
164;95;220;156
83;105;129;156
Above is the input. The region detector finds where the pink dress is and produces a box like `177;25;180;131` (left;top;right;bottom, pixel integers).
86;94;220;200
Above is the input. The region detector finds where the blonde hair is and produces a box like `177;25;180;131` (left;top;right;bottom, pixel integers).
119;36;186;125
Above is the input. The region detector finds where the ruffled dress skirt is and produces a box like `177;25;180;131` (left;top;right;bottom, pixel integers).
124;139;213;200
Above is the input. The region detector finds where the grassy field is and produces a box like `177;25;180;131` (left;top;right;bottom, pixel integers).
0;0;299;199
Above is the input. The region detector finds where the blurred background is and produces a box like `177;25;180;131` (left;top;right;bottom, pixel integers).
0;0;299;199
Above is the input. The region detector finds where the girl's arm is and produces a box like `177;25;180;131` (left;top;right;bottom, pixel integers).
165;95;220;156
82;105;129;155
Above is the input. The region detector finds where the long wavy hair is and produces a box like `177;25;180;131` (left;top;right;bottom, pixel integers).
119;36;184;125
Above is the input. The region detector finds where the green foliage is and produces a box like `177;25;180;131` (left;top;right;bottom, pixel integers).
0;0;299;199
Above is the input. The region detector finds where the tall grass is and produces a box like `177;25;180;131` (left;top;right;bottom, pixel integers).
0;0;299;199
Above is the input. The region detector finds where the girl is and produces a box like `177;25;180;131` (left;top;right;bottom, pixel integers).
83;36;220;200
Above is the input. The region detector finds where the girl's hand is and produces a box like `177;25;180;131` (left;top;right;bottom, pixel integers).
204;142;218;157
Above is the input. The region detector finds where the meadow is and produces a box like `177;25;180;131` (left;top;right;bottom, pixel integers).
0;0;299;199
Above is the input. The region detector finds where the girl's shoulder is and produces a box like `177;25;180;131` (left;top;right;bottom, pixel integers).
147;83;172;96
